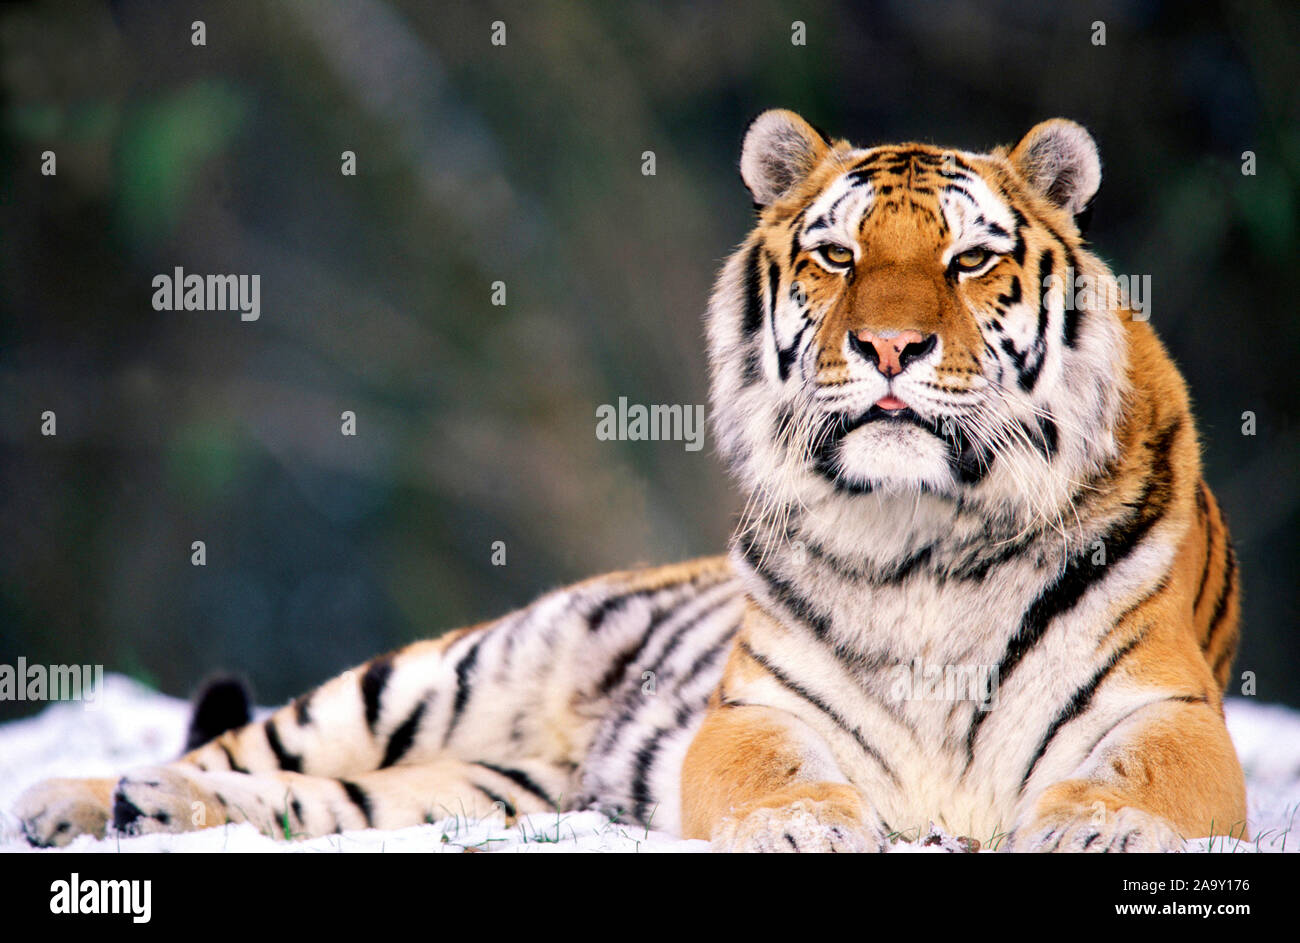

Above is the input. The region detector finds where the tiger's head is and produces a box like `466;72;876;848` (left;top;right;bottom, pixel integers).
708;110;1132;539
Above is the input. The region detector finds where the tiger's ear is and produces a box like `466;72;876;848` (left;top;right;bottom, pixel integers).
1008;119;1101;217
740;109;831;207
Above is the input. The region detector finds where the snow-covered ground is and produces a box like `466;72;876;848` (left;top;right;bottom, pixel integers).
0;674;1296;853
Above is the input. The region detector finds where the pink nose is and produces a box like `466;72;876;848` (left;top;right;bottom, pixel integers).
852;329;930;377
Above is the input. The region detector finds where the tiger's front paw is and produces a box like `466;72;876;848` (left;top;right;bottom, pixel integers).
110;766;212;838
713;796;882;853
13;777;117;847
1010;806;1185;853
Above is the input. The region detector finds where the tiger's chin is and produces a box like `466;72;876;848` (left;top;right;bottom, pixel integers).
810;413;970;498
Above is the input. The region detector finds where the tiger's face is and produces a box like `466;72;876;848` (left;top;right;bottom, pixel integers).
708;110;1129;532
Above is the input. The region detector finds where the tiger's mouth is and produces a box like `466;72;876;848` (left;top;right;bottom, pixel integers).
808;403;993;492
823;402;935;436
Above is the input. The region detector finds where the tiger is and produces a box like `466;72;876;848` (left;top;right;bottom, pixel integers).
13;110;1245;853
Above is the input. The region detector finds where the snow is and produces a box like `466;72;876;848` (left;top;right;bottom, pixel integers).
0;674;1296;853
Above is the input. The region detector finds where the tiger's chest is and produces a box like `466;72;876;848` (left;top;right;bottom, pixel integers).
737;551;1064;834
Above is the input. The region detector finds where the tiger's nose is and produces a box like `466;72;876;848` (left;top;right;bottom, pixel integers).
848;329;936;377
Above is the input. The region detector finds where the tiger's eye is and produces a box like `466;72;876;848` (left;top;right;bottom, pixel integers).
821;245;853;266
955;248;992;270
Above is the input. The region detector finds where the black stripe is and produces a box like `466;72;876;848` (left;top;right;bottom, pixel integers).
1192;483;1214;613
937;161;977;179
1000;251;1053;393
587;589;648;632
1019;633;1144;792
590;588;742;756
629;725;672;824
1205;542;1239;679
593;621;660;697
741;244;764;336
1212;638;1238;677
218;741;249;774
1009;208;1028;266
942;183;977;205
1019;414;1058;462
852;148;975;176
822;190;855;227
770;257;807;382
474;784;517;818
443;638;484;745
675;630;737;690
592;605;677;696
339;780;373;827
786;208;807;268
1104;576;1168;639
264;719;302;773
1019;248;1055;391
739;531;833;638
751;537;921;722
776;325;809;382
1037;415;1059;459
886;543;934;582
594;575;702;631
1062;246;1082;346
642;590;741;679
995;276;1022;308
967;415;1182;764
739;244;766;385
792;531;864;581
942;419;994;485
360;656;393;732
949;531;1038;581
1075;694;1210;771
293;691;313;727
740;641;898;785
588;567;722;634
809;421;873;494
1203;541;1237;650
475;762;556;809
766;259;780;321
380;701;427;768
842;168;875;189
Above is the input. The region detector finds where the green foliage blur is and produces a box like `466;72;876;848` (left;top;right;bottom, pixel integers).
0;1;1296;715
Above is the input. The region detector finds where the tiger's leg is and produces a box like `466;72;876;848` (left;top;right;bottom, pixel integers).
12;777;118;848
1008;572;1247;854
681;701;883;853
1009;698;1247;852
681;611;889;853
16;558;735;846
104;757;568;841
15;625;495;846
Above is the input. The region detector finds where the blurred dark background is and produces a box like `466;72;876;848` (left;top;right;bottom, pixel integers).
0;0;1296;718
